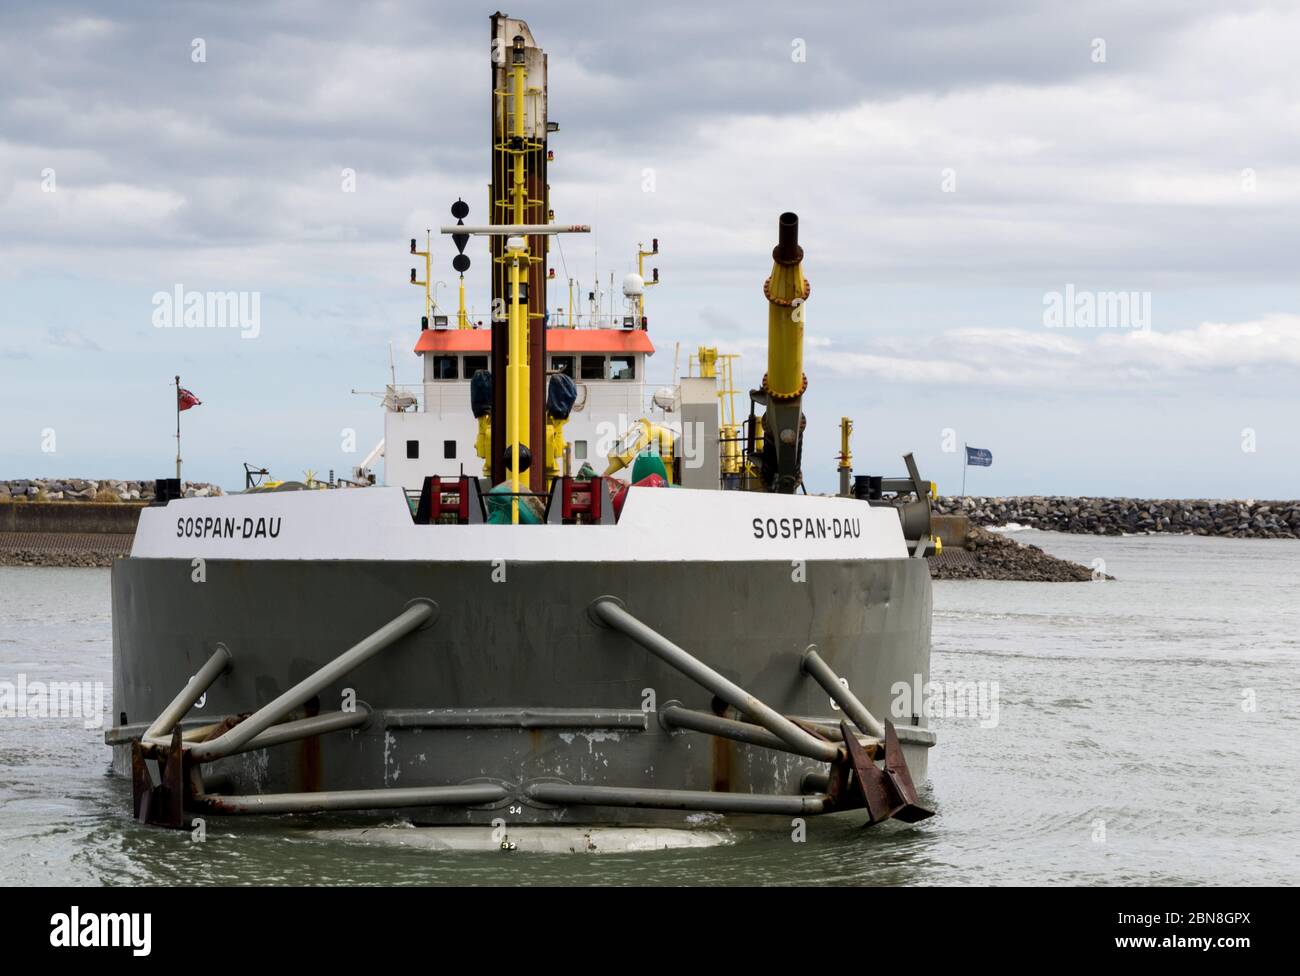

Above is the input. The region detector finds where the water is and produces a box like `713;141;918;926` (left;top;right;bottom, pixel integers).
2;532;1297;886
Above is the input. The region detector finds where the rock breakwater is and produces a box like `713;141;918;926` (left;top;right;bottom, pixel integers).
933;496;1300;539
0;479;223;502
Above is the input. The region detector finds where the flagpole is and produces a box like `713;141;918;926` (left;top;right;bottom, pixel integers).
961;442;967;498
175;374;182;481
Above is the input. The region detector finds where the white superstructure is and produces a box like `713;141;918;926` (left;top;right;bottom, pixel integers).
383;321;662;492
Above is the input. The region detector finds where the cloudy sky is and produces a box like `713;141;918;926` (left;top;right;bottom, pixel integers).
2;0;1298;497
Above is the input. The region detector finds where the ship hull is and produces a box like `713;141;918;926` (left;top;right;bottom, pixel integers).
108;554;934;826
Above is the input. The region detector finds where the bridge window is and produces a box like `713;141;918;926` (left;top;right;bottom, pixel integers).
443;440;456;459
580;355;605;380
464;355;488;376
406;440;419;459
433;356;459;380
551;355;574;377
609;355;635;380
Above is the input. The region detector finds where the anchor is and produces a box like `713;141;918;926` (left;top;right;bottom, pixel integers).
131;727;188;828
837;719;933;824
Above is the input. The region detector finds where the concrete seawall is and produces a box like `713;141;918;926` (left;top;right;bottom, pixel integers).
0;502;143;567
0;501;145;534
0;480;224;566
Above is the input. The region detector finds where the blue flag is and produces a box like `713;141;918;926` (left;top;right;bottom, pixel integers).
965;446;993;467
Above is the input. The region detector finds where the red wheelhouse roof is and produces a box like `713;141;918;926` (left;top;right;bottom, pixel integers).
414;328;654;355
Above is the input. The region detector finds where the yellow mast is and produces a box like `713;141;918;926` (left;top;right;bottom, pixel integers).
507;237;527;523
690;347;743;477
636;240;659;323
719;355;740;428
718;353;742;476
409;230;432;323
504;42;531;521
838;417;853;496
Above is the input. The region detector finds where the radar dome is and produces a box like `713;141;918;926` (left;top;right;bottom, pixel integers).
622;273;645;297
652;388;676;411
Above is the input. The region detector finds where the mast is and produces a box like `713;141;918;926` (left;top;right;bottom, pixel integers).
409;231;432;324
174;374;182;480
489;13;550;490
636;239;659;324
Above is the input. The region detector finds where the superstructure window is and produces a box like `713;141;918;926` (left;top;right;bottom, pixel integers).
433;356;459;380
406;440;419;459
464;355;488;376
609;355;635;380
580;355;605;380
443;440;456;459
551;355;574;377
574;440;588;460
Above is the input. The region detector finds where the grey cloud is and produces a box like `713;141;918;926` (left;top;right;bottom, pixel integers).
3;1;1300;349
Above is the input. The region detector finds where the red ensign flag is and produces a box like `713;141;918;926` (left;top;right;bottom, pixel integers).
178;388;202;411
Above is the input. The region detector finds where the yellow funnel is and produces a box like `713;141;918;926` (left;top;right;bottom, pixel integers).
762;212;809;401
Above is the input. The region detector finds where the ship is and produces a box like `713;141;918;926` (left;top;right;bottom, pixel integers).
108;13;940;842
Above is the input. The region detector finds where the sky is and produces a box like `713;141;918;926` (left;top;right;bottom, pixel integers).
1;0;1298;498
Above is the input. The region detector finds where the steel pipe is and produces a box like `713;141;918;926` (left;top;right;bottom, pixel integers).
144;644;232;742
800;771;831;794
225;707;372;756
660;705;832;762
191;600;436;762
790;719;846;742
196;783;506;815
527;782;826;816
590;598;839;763
801;646;885;739
382;707;647;730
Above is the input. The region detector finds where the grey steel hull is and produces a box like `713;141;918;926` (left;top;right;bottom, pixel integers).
108;556;933;826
